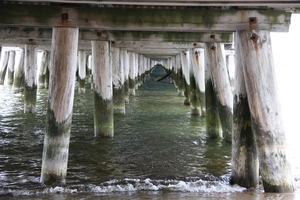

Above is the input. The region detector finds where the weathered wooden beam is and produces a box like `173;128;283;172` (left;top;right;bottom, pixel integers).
128;48;183;54
0;3;291;32
98;31;233;42
144;55;174;59
4;0;300;7
0;39;91;50
0;27;233;43
128;50;180;57
113;41;205;49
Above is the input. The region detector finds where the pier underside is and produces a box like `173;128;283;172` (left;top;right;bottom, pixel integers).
0;0;299;193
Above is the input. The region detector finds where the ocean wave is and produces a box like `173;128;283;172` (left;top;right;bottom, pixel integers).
0;177;246;196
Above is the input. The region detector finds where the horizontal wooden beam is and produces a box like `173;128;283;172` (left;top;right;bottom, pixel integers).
0;3;291;32
0;27;233;43
0;38;202;50
4;0;300;7
98;31;233;42
128;48;182;55
113;41;204;49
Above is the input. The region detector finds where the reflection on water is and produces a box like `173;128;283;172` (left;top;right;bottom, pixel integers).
0;66;300;199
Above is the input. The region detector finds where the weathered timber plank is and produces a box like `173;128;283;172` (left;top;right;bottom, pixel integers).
0;3;291;32
4;0;300;7
0;27;233;42
128;49;182;55
98;31;233;42
113;41;205;49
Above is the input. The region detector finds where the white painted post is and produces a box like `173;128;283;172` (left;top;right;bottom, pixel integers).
0;50;9;85
128;52;136;96
204;44;221;139
192;48;206;116
87;55;93;89
41;27;79;185
226;52;235;88
204;43;233;142
236;30;294;192
4;51;15;85
122;50;130;103
174;54;185;97
12;49;25;93
77;50;86;93
134;53;139;89
24;44;38;113
230;32;259;188
180;51;190;105
188;49;200;115
143;56;148;81
37;51;49;89
41;50;51;89
92;41;114;137
112;47;125;114
137;54;144;86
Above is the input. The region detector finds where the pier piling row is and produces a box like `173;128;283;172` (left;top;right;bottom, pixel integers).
0;1;297;192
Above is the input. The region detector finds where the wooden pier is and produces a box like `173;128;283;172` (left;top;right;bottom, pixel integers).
0;0;299;192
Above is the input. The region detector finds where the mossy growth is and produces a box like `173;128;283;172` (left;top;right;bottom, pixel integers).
46;103;72;138
205;79;221;138
24;83;37;106
94;91;114;137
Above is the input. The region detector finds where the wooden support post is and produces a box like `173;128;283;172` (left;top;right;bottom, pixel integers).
142;56;148;81
37;51;49;89
181;51;190;105
24;44;38;113
188;50;200;115
128;52;136;96
87;55;93;89
12;49;25;93
236;30;294;192
134;53;139;89
230;32;259;188
122;50;130;103
204;47;221;138
44;64;50;89
192;48;206;116
5;51;15;85
112;47;125;114
226;53;235;89
204;43;233;142
41;27;79;184
77;50;86;94
92;41;114;137
173;54;185;96
137;54;144;86
0;50;9;85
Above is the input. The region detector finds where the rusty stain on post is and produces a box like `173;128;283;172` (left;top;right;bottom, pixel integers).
250;32;259;57
210;34;216;42
249;17;257;30
195;51;199;65
249;17;257;24
250;33;259;42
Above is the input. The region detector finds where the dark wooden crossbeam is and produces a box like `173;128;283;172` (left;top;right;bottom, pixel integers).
0;3;291;32
3;0;300;7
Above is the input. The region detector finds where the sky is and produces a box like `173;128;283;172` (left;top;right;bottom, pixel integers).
271;14;300;67
271;14;300;145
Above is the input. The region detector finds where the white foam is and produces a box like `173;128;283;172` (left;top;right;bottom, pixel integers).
0;178;247;196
